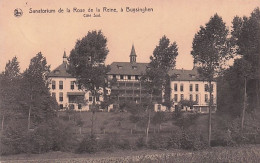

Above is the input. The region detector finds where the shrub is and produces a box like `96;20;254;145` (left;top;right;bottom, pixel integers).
212;112;260;146
98;134;117;152
0;119;28;155
148;134;169;150
98;134;131;152
135;137;146;149
77;134;98;153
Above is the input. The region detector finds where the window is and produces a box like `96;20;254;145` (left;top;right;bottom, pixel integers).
205;94;208;102
190;94;193;101
96;96;100;101
195;84;199;92
211;94;214;103
181;94;184;100
135;75;139;80
59;104;63;110
117;66;122;69
70;81;74;90
196;94;199;102
52;92;56;98
132;66;137;70
52;81;56;89
128;75;131;80
78;84;82;90
120;75;124;80
89;96;93;102
190;84;193;92
210;84;214;92
174;83;178;91
59;92;63;102
180;84;184;92
78;104;82;109
59;81;63;89
113;75;116;78
174;94;178;102
69;104;75;110
204;84;209;92
158;104;161;111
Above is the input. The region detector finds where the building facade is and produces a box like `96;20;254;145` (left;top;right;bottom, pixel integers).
48;46;217;113
168;69;217;113
48;52;102;111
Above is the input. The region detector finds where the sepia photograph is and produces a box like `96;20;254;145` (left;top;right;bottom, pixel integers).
0;0;260;162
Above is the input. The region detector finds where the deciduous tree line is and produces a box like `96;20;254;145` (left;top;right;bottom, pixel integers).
0;7;259;155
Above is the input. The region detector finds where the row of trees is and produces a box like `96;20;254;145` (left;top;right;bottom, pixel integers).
0;7;259;155
192;8;260;146
0;53;57;131
0;53;74;154
64;7;260;147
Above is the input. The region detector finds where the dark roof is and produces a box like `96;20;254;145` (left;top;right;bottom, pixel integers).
108;62;202;81
48;60;202;81
48;62;72;78
168;67;202;81
107;62;148;75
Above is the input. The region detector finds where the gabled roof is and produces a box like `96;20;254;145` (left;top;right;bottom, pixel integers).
48;62;73;78
168;67;202;81
107;62;148;75
108;62;202;81
48;59;202;81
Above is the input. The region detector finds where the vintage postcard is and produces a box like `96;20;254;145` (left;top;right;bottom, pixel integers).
0;0;259;162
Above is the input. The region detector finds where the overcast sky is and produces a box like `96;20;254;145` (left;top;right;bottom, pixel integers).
0;0;259;72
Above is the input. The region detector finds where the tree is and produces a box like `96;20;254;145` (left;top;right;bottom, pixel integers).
150;36;178;110
21;52;57;130
68;30;109;136
179;99;198;111
141;35;178;145
191;14;231;146
231;8;260;112
0;57;21;130
151;112;166;133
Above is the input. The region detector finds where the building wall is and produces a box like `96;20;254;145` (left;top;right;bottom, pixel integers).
108;74;161;104
48;77;103;111
170;80;217;113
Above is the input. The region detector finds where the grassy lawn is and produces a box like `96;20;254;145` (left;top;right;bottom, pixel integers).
1;145;260;162
3;111;258;162
58;111;209;136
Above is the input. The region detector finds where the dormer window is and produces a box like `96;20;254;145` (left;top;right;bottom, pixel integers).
189;74;196;78
117;65;122;69
146;66;150;70
175;74;180;78
132;66;137;70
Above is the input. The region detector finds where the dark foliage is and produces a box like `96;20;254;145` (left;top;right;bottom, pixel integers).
77;135;98;153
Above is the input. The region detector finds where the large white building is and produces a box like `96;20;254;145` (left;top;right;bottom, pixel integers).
168;68;217;113
48;47;217;113
48;52;103;111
